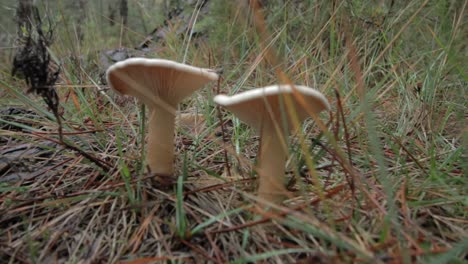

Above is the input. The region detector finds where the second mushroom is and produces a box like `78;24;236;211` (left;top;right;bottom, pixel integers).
214;85;330;204
106;58;218;185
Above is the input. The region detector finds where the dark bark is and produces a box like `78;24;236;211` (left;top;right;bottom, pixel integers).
12;0;61;140
119;0;128;26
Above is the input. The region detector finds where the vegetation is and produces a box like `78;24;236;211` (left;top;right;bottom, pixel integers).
0;0;466;263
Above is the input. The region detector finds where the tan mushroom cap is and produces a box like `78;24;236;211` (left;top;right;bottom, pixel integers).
105;58;218;183
106;58;219;107
214;84;330;130
215;84;330;204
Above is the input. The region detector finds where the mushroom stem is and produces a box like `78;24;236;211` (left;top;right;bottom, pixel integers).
146;105;176;177
257;120;289;203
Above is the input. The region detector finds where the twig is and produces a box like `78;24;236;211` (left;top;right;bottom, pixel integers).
210;183;346;235
215;75;232;176
334;89;355;197
180;239;220;263
32;132;112;172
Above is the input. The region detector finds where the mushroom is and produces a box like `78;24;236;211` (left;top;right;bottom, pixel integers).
214;85;330;203
106;58;218;183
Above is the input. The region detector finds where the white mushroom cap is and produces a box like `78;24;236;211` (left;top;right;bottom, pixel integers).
214;84;330;130
214;84;330;204
105;58;218;182
106;58;219;107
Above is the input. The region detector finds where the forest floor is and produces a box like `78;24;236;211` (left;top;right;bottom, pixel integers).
0;0;466;263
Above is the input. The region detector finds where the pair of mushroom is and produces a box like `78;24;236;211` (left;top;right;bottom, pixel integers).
106;58;330;203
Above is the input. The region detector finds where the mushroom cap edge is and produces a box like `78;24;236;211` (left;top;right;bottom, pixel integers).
214;84;330;110
105;57;219;95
